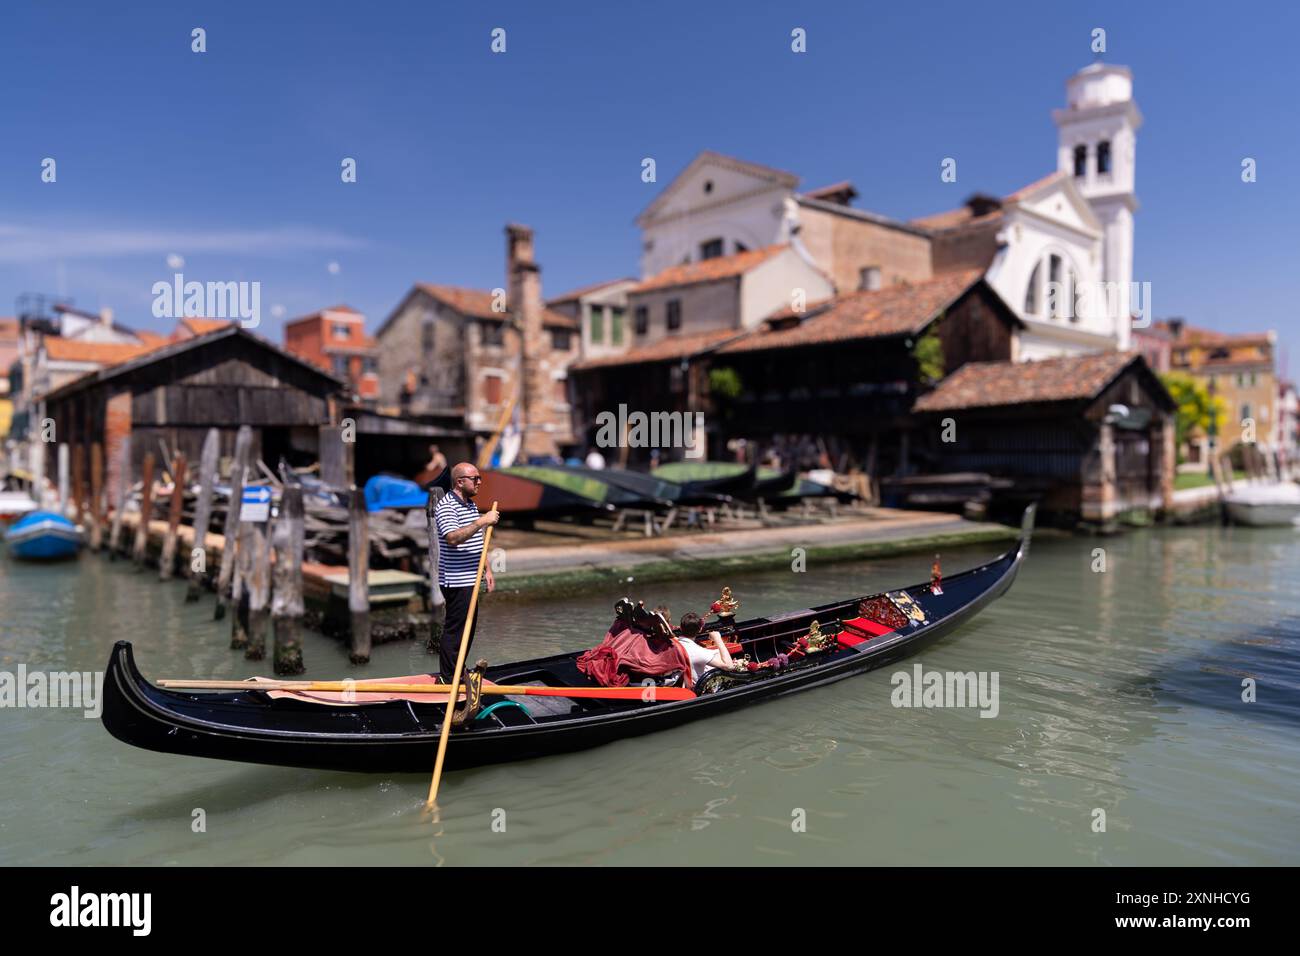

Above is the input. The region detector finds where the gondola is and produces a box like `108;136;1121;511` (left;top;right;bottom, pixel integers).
570;466;733;507
651;461;758;498
100;506;1036;775
501;465;656;509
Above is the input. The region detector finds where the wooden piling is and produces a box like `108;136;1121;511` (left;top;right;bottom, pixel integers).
272;484;306;675
89;442;104;551
57;443;69;515
230;482;253;649
245;513;272;661
108;437;131;558
186;429;220;602
132;452;157;567
158;453;188;580
30;438;46;505
72;443;86;524
348;486;371;664
215;426;253;621
425;487;446;653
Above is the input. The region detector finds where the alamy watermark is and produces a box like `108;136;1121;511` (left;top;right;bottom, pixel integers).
0;666;104;718
151;272;261;327
594;404;705;459
891;664;999;718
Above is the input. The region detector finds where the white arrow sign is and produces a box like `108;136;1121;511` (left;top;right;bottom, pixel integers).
241;486;272;522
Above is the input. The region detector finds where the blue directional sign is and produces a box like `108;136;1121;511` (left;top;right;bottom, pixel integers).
241;485;272;522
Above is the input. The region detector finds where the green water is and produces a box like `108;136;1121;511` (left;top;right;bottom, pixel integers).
1;525;1297;865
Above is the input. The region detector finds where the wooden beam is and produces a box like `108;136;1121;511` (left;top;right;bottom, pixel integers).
132;452;156;567
186;428;220;602
158;452;188;580
271;484;306;675
215;425;253;621
89;442;104;552
108;436;132;558
348;486;371;664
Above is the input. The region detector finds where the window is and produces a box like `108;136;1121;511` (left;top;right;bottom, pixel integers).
699;238;724;260
859;266;882;291
634;305;648;335
610;307;625;345
703;180;714;194
421;321;434;353
551;329;572;351
588;304;604;344
666;300;682;332
332;323;350;341
362;356;378;375
332;355;349;378
1066;269;1078;323
1048;255;1063;318
481;322;504;347
1097;141;1112;175
1241;402;1252;421
733;241;748;254
484;374;503;405
1024;261;1041;315
1073;144;1087;177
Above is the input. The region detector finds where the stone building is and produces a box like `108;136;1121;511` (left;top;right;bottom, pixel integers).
374;224;580;458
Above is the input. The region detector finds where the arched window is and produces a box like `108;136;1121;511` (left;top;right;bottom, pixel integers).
1097;141;1112;175
1048;255;1063;319
1073;144;1087;178
1024;261;1041;315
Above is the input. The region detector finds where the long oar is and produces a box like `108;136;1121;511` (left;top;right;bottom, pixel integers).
427;499;496;808
156;678;696;701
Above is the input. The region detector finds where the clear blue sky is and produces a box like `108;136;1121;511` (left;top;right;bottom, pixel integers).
2;0;1296;373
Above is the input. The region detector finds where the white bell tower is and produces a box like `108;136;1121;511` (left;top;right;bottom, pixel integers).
1052;63;1142;350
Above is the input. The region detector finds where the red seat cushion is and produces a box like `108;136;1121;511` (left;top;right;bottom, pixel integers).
838;617;895;647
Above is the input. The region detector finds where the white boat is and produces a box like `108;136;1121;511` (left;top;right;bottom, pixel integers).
1224;482;1300;527
0;490;39;527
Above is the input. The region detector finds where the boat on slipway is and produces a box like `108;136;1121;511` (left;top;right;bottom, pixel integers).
100;506;1036;774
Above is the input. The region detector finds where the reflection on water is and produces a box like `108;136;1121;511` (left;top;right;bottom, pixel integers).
1;524;1298;865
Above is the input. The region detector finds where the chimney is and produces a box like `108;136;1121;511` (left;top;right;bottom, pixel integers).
506;223;558;458
1166;317;1185;339
99;306;114;328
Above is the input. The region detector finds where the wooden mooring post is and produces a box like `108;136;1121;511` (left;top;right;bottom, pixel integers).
89;442;104;552
229;469;253;649
108;436;131;558
215;426;253;621
245;514;272;661
132;452;157;568
72;443;86;525
158;452;188;579
186;429;220;602
57;443;69;515
271;484;306;675
348;486;371;664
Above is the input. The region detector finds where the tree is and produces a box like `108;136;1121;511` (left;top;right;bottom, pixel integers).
1160;372;1225;463
912;316;945;386
708;367;743;400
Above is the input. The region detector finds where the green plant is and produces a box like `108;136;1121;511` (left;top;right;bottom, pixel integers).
912;316;944;385
708;366;743;400
1160;372;1225;463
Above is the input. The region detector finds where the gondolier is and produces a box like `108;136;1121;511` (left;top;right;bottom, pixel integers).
434;462;499;683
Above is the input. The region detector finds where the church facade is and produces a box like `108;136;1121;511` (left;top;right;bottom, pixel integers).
632;63;1142;364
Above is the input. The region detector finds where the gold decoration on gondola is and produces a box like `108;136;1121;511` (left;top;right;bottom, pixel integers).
710;586;739;619
804;620;836;653
930;554;943;595
450;659;489;727
885;590;927;626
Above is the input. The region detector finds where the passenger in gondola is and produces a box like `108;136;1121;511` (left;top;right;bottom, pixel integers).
674;611;739;686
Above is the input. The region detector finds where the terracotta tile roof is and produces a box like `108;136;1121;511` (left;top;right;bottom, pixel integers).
912;172;1065;232
43;338;158;365
178;317;237;337
135;331;171;348
547;277;637;305
415;283;578;329
629;245;787;295
1155;320;1271;348
913;350;1138;412
570;328;746;371
717;269;987;354
0;317;19;339
801;181;858;203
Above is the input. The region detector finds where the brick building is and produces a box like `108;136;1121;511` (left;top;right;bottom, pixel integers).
283;305;379;401
374;224;580;459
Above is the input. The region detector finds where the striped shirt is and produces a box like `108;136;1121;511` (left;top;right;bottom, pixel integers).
434;491;485;588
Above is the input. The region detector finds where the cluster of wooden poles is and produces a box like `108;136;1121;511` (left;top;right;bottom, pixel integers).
70;424;405;675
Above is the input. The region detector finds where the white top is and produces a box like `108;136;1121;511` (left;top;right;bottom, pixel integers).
677;637;721;685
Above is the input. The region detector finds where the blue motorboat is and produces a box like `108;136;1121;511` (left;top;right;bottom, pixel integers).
4;510;83;560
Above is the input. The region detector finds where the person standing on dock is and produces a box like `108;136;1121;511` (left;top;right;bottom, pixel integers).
433;462;499;683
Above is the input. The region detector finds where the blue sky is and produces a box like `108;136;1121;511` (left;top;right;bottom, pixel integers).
2;0;1296;370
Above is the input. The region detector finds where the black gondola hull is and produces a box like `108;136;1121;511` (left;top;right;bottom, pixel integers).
102;517;1030;775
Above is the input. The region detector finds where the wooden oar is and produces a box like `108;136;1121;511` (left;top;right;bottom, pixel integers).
427;498;495;808
156;678;696;701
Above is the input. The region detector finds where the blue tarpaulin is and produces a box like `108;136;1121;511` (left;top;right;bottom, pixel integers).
363;474;428;512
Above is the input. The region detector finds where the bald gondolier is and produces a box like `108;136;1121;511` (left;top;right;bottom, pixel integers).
433;462;499;683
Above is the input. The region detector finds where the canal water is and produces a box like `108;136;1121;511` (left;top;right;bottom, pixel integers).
1;525;1297;866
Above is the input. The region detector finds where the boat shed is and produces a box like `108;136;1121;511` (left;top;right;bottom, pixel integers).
40;325;346;504
911;350;1177;526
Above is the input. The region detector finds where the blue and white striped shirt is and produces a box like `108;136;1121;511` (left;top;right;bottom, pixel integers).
435;491;485;588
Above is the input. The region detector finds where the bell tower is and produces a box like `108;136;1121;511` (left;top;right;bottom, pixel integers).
1053;63;1142;349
